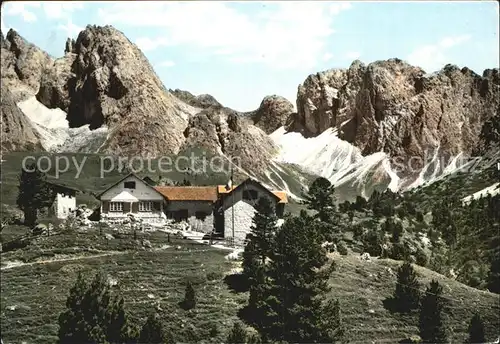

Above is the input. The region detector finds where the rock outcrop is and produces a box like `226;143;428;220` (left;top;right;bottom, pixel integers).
170;89;222;109
294;59;500;165
252;95;294;134
182;105;277;174
1;84;43;152
1;29;53;102
36;25;199;157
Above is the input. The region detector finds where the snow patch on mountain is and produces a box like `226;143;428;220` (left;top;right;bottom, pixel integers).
17;97;108;153
270;127;363;180
462;183;500;205
270;127;400;201
406;151;473;190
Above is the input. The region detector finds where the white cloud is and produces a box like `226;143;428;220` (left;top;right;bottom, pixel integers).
407;34;472;72
3;2;40;23
3;1;84;22
57;19;83;39
158;60;175;68
135;37;169;52
345;51;361;60
1;10;8;34
97;1;352;69
439;34;471;48
322;53;334;61
42;2;84;19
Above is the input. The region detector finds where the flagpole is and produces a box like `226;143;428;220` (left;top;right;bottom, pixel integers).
231;163;235;247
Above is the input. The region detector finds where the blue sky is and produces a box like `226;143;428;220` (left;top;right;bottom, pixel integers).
1;1;498;111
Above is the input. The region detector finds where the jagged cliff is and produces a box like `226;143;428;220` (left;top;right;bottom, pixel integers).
1;26;278;174
1;84;43;152
251;95;294;134
293;59;500;165
182;105;277;173
35;25;202;157
2;25;498;196
1;29;53;103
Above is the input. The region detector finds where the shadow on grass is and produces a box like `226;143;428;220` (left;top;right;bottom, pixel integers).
382;296;400;313
178;300;195;311
383;296;419;316
224;273;248;293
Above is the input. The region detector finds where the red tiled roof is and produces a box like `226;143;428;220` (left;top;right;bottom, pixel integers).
154;186;218;202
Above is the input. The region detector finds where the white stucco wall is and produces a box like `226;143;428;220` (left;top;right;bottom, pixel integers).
100;175;164;202
53;193;76;219
224;200;256;245
221;181;282;245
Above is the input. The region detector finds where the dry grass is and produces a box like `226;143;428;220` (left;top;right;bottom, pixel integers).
1;229;246;344
1;229;499;344
329;254;500;343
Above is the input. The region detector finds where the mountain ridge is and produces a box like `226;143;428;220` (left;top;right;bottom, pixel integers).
1;25;498;200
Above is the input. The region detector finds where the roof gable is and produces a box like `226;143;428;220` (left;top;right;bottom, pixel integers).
98;173;165;199
272;191;288;204
228;178;281;202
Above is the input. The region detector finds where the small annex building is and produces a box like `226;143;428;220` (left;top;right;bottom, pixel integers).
47;182;78;219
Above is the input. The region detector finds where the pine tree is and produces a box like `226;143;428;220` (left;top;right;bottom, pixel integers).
16;163;54;227
419;280;448;344
57;271;135;344
248;215;343;343
391;221;404;243
487;250;500;294
394;261;420;312
181;281;196;310
242;197;277;287
467;313;486;344
303;177;335;223
139;313;170;344
226;322;247;344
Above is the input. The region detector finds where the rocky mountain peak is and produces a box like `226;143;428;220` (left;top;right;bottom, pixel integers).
33;24;199;157
1;84;43;152
252;95;294;134
170;89;222;109
1;28;53;102
293;58;499;167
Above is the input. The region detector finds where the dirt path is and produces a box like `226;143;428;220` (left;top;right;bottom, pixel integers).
1;251;129;271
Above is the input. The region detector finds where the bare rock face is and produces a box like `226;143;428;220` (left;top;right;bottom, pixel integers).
37;25;194;157
1;84;43;152
182;105;277;174
170;89;222;109
252;95;294;134
1;29;53;102
294;59;500;163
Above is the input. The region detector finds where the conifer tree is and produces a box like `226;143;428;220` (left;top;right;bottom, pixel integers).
487;250;500;294
392;221;404;243
181;281;196;310
226;322;247;344
139;313;170;344
17;163;54;226
242;197;277;287
57;272;135;344
419;280;448;344
467;313;486;344
303;177;336;222
247;214;343;343
394;261;420;312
